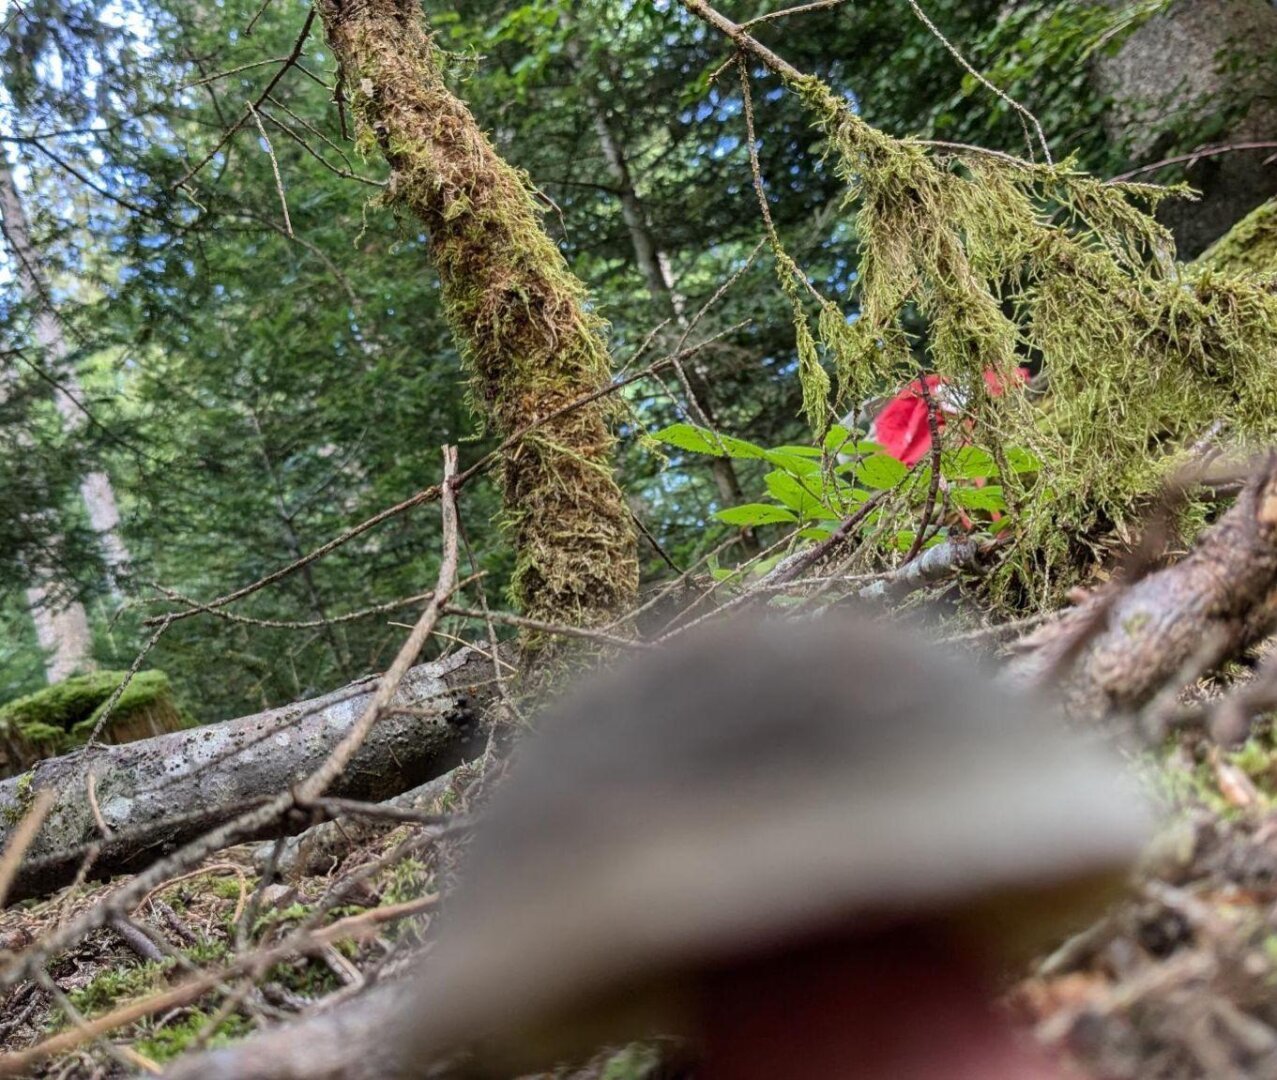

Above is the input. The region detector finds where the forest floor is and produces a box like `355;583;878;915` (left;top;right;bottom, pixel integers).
6;680;1277;1078
0;761;478;1078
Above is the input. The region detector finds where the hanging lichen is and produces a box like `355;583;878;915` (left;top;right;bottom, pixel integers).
317;0;637;629
757;67;1277;607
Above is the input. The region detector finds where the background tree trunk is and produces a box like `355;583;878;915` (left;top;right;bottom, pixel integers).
1092;0;1277;257
0;153;110;683
568;36;754;540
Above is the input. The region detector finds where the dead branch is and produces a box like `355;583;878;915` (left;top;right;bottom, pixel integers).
1009;455;1277;722
256;767;463;880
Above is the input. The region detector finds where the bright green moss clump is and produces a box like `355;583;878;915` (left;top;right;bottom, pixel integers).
0;669;189;772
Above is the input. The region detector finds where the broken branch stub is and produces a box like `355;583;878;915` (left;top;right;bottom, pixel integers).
0;651;492;902
1009;455;1277;721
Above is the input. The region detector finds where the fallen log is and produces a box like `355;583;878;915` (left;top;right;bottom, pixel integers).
253;765;466;880
1008;455;1277;722
0;650;493;902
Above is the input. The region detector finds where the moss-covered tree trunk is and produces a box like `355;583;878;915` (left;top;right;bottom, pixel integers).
316;0;637;628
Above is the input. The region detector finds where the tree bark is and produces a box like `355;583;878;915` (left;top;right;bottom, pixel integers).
0;649;492;903
316;0;637;628
1092;0;1277;257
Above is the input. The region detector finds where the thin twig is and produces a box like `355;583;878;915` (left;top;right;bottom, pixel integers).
742;0;848;28
247;99;293;237
178;55;290;90
901;375;943;565
903;0;1051;163
1112;141;1277;182
173;8;316;191
440;605;647;649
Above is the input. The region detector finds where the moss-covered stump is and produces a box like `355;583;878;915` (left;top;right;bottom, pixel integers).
0;670;189;776
317;0;637;630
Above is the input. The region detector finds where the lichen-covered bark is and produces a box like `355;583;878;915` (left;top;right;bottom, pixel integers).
316;0;637;627
0;651;491;902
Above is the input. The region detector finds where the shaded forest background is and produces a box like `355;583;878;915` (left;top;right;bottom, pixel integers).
1;0;1274;722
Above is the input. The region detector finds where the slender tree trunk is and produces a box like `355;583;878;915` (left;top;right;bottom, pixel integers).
21;579;94;684
317;0;637;628
0;153;106;682
0;152;132;586
564;32;753;535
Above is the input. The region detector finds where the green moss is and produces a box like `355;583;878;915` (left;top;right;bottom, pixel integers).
1198;198;1277;278
753;73;1277;609
1;771;35;827
0;669;189;762
205;874;254;903
320;2;637;632
134;1010;252;1064
66;962;167;1017
380;855;429;907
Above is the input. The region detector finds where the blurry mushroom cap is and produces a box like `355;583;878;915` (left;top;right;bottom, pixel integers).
399;614;1152;1070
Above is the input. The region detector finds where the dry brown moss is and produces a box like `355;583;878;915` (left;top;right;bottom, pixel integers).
318;0;637;629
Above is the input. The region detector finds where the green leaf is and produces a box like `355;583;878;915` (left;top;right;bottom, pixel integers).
949;485;1007;511
1005;447;1042;474
853;453;908;490
798;526;833;541
823;424;854;453
715;504;798;527
651;424;768;460
764;470;840;521
764;449;822;475
940;447;999;480
718;434;772;460
771;444;824;458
